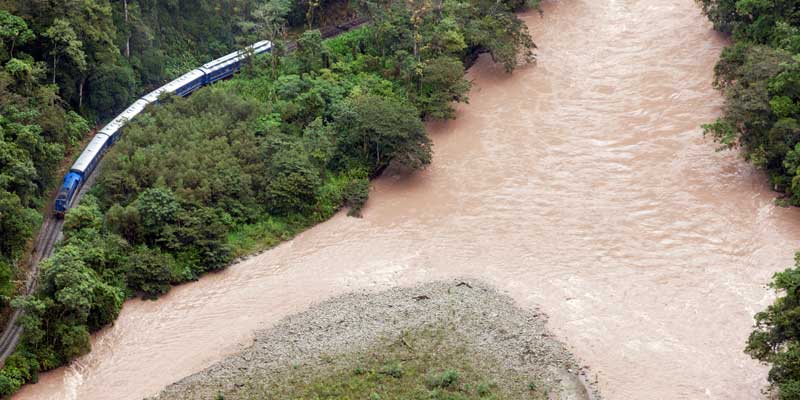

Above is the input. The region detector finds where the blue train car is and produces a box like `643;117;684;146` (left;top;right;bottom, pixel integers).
199;41;272;85
141;69;206;104
101;99;149;143
54;172;82;217
200;60;241;84
53;133;112;217
53;40;272;217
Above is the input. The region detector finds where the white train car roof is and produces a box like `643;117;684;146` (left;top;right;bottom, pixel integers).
201;50;241;70
251;40;272;55
71;133;112;173
141;69;205;103
201;41;273;71
101;99;149;135
200;55;241;72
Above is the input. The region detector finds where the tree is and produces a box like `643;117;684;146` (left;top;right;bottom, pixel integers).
0;259;14;301
295;29;325;73
416;56;470;119
125;246;172;298
0;11;34;59
63;196;103;236
87;63;135;119
696;5;800;397
86;282;124;331
252;0;290;77
42;19;86;85
135;187;181;246
105;203;142;244
260;134;321;214
174;207;232;272
305;0;320;29
748;254;800;399
0;190;41;260
336;93;432;172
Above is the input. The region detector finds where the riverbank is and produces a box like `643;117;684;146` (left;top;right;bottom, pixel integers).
13;0;791;398
152;280;597;400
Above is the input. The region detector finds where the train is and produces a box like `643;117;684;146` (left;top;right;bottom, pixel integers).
54;40;273;217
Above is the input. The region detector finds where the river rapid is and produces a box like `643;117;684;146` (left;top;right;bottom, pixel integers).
15;0;800;399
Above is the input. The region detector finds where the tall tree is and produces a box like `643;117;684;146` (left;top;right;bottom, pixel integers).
42;19;86;85
252;0;290;77
0;10;33;58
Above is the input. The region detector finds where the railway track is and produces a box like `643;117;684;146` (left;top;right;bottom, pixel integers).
0;170;95;362
0;18;370;365
0;217;63;360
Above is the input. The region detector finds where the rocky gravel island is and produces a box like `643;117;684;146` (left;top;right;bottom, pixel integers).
153;280;597;400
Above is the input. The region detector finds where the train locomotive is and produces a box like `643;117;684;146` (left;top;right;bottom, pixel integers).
54;40;273;217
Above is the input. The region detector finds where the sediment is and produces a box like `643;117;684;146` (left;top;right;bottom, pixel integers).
153;280;599;400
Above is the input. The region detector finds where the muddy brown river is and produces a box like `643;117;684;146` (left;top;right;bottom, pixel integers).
15;0;800;399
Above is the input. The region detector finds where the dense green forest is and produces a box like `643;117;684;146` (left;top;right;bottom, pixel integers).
0;0;353;328
698;1;800;399
0;0;537;394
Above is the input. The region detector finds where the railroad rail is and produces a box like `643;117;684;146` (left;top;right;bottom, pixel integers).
0;17;369;364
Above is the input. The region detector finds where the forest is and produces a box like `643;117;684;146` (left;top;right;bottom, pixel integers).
0;0;310;328
0;0;537;394
698;1;800;399
0;0;367;319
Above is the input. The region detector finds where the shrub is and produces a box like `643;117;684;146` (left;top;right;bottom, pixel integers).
426;370;460;389
379;362;403;378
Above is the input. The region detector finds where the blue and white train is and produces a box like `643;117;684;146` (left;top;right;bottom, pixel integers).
54;40;273;217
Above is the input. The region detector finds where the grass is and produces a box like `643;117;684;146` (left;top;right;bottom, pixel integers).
226;216;305;257
207;327;553;400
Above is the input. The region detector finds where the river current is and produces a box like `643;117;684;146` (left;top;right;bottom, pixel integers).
16;0;800;399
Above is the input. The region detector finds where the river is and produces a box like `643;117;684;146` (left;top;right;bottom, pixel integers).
15;0;800;399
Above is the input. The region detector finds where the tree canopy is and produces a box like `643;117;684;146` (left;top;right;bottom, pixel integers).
0;0;538;395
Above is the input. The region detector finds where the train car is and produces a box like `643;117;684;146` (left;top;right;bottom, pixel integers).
54;133;113;217
199;53;242;84
199;41;272;84
252;40;272;55
54;172;82;218
101;99;149;143
72;133;113;178
200;41;271;72
141;69;205;103
54;40;273;217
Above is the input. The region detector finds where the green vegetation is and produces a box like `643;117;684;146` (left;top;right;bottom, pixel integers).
0;8;91;307
0;0;347;335
0;0;538;395
698;1;800;399
698;0;800;203
747;254;800;400
207;327;553;400
0;0;357;338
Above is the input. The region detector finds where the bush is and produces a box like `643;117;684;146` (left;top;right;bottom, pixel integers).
379;362;404;378
0;372;21;396
125;247;173;298
343;175;370;217
426;370;460;389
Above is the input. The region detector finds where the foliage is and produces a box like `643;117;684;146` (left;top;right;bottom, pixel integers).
699;0;800;204
747;254;800;400
0;0;361;317
0;6;91;306
699;2;800;398
0;0;537;395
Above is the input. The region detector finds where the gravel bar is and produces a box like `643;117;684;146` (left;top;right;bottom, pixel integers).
153;279;600;399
